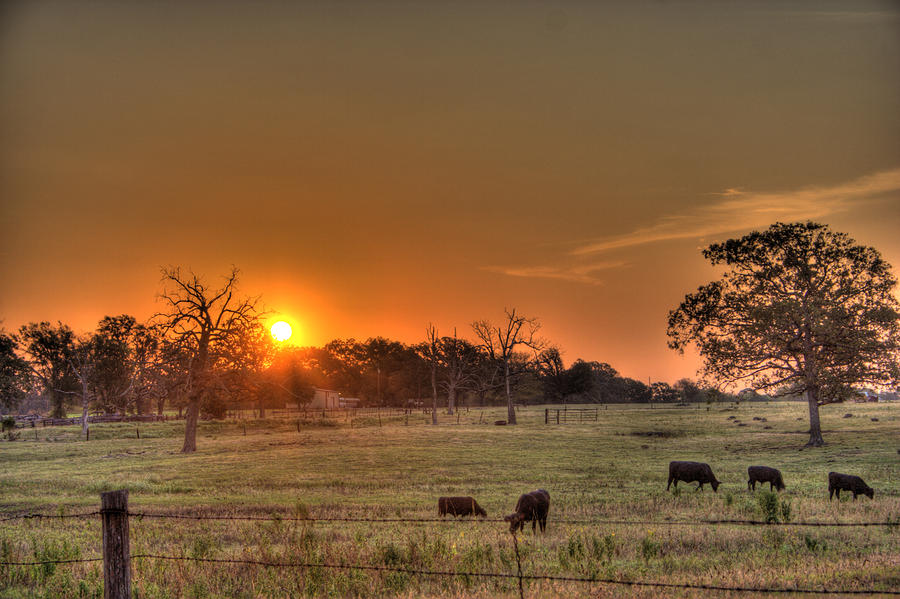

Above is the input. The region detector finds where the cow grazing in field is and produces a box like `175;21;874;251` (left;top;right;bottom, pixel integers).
505;489;550;533
828;472;874;500
667;461;721;492
438;496;487;518
747;466;785;492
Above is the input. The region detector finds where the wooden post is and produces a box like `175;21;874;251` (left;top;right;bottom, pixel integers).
544;408;548;425
101;490;131;599
136;426;140;439
556;410;559;425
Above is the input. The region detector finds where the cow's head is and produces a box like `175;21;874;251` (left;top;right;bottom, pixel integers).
504;512;525;533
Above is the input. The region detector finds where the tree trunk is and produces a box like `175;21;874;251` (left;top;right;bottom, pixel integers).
51;390;66;419
806;388;824;447
81;379;90;440
182;398;200;453
430;365;438;425
505;361;516;425
447;386;456;415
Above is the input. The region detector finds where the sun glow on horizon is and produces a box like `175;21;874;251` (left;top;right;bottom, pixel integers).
270;320;293;342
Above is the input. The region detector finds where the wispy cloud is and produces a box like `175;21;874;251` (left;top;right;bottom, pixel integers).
572;168;900;256
482;260;628;285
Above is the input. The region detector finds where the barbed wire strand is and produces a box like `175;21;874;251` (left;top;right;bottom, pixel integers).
123;513;900;527
2;552;897;594
0;512;101;523
126;554;900;595
3;510;896;527
0;558;102;566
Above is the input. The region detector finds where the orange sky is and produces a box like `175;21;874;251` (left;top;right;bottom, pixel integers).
2;1;899;383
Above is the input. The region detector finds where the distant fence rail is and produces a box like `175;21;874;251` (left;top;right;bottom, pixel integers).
545;407;599;424
4;493;899;599
12;414;168;428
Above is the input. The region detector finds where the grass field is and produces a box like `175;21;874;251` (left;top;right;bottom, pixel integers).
1;402;899;598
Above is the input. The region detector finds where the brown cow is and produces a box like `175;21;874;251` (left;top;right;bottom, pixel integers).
438;496;487;517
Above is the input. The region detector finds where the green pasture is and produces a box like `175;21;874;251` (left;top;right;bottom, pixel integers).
1;402;898;598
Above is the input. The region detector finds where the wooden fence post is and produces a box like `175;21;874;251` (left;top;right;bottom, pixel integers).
544;409;548;425
101;490;131;599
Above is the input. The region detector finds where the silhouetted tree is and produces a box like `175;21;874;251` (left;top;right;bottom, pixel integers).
472;309;544;424
437;331;479;414
650;381;679;405
17;322;77;417
420;325;440;424
536;347;567;402
668;222;900;446
91;315;138;414
156;267;260;453
0;331;29;411
673;378;703;403
621;378;651;403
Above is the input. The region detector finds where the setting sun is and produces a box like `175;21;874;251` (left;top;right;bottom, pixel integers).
270;320;292;342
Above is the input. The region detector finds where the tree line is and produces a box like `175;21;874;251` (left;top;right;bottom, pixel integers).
3;221;897;450
1;269;733;447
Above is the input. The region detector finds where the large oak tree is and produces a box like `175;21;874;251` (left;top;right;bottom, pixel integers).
667;222;900;446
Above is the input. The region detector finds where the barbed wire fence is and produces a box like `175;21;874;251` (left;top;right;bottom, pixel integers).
2;491;899;598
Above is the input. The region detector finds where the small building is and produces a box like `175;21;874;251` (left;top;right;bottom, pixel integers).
309;387;341;409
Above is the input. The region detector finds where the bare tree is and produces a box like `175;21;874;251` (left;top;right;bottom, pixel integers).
67;335;97;439
418;324;440;425
472;309;544;425
437;330;478;415
156;267;260;453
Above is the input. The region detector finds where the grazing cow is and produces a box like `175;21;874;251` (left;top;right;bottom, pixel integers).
438;496;487;518
667;461;721;492
505;489;550;533
747;466;785;492
828;472;874;500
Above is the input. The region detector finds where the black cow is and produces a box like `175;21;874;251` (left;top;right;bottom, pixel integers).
505;489;550;533
747;466;785;491
828;472;874;500
667;461;720;492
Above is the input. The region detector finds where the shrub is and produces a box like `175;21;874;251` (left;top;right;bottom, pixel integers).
757;490;780;523
640;532;660;562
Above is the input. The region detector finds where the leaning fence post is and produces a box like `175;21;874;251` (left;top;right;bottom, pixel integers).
101;490;131;599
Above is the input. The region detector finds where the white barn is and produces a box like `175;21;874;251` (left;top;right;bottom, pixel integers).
308;387;341;409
